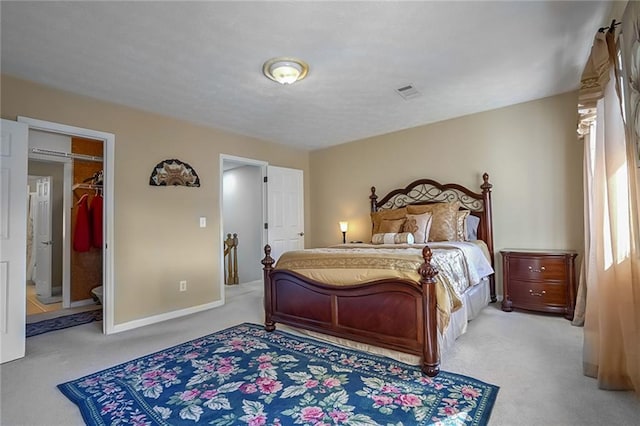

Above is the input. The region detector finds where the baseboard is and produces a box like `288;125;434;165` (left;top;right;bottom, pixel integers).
110;299;225;334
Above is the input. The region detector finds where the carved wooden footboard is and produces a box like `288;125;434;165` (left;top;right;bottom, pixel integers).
261;173;495;377
262;245;441;376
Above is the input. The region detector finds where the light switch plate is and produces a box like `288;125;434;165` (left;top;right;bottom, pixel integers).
199;217;206;228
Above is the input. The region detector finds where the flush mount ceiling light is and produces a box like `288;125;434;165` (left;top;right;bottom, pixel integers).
262;57;309;85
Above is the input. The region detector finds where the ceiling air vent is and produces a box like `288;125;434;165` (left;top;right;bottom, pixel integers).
395;84;421;100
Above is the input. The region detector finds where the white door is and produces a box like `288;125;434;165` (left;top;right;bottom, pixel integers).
34;177;53;298
267;166;304;261
1;119;28;363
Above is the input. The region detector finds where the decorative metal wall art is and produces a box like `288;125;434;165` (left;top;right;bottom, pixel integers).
149;159;200;187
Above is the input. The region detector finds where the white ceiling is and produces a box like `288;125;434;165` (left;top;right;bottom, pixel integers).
1;1;615;150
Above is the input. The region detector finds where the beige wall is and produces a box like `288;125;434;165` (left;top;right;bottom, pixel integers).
1;75;310;324
2;74;583;317
309;91;584;294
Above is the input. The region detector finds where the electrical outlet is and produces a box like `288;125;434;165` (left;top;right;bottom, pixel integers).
179;280;187;292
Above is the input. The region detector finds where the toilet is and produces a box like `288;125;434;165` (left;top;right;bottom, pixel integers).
91;286;103;304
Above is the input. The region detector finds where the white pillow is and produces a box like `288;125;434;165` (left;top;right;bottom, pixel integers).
402;212;433;243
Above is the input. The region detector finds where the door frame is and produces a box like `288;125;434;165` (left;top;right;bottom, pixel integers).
17;117;116;334
219;154;267;302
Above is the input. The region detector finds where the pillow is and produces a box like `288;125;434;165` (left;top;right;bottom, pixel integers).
371;207;407;234
372;232;415;244
379;218;406;233
407;201;461;241
466;214;481;240
394;232;415;244
456;210;470;241
402;212;433;243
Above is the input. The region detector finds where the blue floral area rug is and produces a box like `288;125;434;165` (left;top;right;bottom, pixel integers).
27;309;102;337
58;323;498;425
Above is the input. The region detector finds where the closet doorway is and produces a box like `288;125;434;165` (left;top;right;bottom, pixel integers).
26;133;105;319
18;117;115;335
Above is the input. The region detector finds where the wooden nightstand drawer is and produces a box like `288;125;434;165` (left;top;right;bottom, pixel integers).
507;256;566;281
500;249;578;320
508;280;567;309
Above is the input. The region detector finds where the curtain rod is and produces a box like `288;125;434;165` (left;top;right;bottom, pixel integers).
599;19;621;34
30;148;103;163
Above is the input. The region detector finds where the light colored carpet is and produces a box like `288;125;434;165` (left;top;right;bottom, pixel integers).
1;281;638;425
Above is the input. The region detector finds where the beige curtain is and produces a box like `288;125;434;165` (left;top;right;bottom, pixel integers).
576;26;640;394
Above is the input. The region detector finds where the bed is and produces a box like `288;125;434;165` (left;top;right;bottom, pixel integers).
261;173;496;376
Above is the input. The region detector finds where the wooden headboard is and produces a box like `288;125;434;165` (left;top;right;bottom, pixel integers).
369;173;495;302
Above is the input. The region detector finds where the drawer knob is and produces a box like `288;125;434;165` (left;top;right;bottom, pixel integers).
529;289;546;297
528;265;546;273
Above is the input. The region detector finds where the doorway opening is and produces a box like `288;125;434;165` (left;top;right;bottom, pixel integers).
27;168;64;314
220;155;267;299
18;116;115;335
25;132;105;325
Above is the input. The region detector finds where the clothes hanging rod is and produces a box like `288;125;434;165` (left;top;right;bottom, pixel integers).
30;148;103;162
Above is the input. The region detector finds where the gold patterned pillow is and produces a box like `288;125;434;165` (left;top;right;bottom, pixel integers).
407;201;461;241
456;210;470;241
370;207;407;234
402;212;433;243
379;218;406;233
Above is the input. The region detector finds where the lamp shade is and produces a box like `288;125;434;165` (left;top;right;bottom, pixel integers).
339;221;349;232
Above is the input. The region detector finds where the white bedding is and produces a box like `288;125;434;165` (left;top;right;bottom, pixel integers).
333;240;494;297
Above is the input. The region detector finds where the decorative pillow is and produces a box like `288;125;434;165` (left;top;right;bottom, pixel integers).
407;201;461;241
456;210;470;241
379;218;406;233
394;232;415;244
466;214;481;240
371;207;407;234
372;232;415;244
402;212;432;243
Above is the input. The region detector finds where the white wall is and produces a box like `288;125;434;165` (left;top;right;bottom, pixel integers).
222;166;263;283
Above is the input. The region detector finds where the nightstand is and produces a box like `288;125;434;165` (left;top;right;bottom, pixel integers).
500;249;578;320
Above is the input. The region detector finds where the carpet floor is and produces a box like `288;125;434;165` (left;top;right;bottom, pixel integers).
2;281;639;425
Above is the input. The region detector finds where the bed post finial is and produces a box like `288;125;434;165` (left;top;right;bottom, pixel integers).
418;246;438;284
262;245;276;331
262;244;274;269
481;173;492;192
370;186;378;212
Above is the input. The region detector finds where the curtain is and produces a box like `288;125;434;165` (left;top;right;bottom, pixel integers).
576;22;640;394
